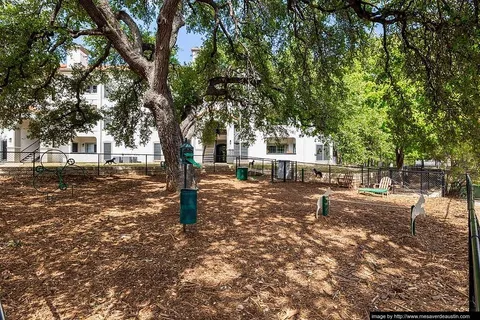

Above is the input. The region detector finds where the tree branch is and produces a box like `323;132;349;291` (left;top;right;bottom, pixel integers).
170;8;185;50
70;29;104;38
49;0;63;26
152;0;181;92
78;0;151;80
116;10;143;54
206;76;261;96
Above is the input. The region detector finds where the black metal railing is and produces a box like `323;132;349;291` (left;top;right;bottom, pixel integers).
0;151;216;177
234;156;446;195
467;174;480;311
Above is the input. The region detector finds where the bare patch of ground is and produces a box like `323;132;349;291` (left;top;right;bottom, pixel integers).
0;172;468;319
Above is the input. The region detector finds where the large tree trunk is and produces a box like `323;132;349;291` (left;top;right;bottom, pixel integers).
145;90;183;192
79;0;185;191
395;146;404;169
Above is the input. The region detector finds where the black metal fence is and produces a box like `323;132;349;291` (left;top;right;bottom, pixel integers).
0;151;210;177
235;156;446;195
1;151;447;195
467;174;480;311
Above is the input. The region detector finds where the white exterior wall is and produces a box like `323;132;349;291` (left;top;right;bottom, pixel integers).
66;49;88;67
1;84;334;165
4;130;17;151
66;82;168;162
245;127;335;164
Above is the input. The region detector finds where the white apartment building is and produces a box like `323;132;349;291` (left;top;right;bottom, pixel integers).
0;48;336;165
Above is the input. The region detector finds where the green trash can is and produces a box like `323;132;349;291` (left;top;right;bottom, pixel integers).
180;188;197;224
236;167;248;181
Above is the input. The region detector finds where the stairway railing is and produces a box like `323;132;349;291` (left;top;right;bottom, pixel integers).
20;139;40;162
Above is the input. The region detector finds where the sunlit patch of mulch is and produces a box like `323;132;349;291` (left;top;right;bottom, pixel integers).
0;172;468;319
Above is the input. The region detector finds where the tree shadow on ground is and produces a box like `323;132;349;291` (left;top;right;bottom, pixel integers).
0;173;468;319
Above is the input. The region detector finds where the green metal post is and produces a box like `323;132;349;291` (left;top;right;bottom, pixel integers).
301;168;304;183
97;153;100;176
322;196;329;216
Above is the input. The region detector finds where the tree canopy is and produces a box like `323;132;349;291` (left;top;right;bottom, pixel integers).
0;0;479;188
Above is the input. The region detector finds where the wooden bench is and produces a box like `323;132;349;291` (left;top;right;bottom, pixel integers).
337;172;354;188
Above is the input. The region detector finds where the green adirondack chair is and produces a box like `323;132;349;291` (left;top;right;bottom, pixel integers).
358;176;392;196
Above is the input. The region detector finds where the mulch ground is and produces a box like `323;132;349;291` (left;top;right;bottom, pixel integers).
0;171;469;319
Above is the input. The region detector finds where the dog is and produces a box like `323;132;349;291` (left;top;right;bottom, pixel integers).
105;158;116;165
313;168;323;178
248;160;255;168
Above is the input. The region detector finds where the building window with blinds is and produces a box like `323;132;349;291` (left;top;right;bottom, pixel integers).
154;143;162;160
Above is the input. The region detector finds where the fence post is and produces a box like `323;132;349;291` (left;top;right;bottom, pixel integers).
328;165;331;184
32;150;36;177
271;160;274;183
97;153;100;176
295;161;298;182
283;161;286;182
420;170;423;193
262;159;264;175
145;154;148;175
367;168;370;186
427;171;430;190
361;165;364;185
441;172;446;197
301;168;304;183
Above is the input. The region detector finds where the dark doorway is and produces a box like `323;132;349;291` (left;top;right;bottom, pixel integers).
2;140;7;160
215;144;227;163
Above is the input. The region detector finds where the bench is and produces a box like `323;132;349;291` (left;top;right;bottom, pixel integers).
337;172;354;188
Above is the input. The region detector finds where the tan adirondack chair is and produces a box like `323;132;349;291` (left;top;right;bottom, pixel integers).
358;177;392;196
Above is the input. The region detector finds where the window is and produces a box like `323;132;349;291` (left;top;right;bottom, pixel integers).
267;145;286;154
154;143;162;160
86;85;98;94
316;144;330;161
72;143;78;153
266;137;295;154
103;115;112;127
85;143;96;153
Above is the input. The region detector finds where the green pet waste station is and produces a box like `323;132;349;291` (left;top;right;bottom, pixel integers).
322;195;329;216
236;167;248;181
179;139;201;232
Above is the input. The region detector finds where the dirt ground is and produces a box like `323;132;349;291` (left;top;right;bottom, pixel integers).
0;171;469;319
